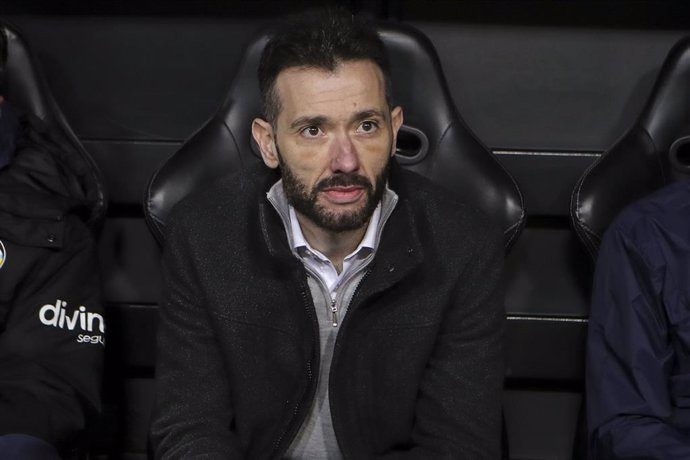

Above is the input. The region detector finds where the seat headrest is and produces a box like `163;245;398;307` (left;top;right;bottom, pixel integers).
571;35;690;260
2;23;107;228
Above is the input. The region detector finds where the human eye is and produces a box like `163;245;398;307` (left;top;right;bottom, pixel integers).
300;126;323;138
357;120;379;134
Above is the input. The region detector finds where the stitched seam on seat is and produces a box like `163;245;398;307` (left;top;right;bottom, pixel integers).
503;209;526;250
572;149;603;224
646;127;668;183
222;117;244;168
431;120;453;172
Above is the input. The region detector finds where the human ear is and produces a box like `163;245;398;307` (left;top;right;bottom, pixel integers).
251;118;280;169
389;106;404;157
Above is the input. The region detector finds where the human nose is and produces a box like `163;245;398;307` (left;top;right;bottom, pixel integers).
330;132;359;173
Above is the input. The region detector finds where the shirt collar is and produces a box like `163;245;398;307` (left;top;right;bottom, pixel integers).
289;203;381;258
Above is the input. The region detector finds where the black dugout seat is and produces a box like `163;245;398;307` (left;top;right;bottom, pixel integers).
1;22;107;227
144;21;525;251
571;35;690;261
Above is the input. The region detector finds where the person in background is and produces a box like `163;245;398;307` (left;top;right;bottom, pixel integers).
151;7;505;459
588;178;690;459
0;30;105;459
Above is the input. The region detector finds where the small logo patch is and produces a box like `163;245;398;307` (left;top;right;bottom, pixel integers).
0;240;5;269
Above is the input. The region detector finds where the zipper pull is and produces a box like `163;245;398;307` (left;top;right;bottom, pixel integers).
331;299;338;327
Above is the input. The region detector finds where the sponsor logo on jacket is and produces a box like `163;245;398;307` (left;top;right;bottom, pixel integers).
0;239;5;269
39;299;105;346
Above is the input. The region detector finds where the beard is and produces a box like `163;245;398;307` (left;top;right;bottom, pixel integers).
277;149;390;233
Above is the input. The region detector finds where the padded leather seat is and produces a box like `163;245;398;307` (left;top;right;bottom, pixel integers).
571;35;690;260
1;22;107;227
145;22;525;251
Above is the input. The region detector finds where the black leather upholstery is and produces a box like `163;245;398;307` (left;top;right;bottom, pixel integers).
571;35;690;261
1;23;107;227
145;22;525;250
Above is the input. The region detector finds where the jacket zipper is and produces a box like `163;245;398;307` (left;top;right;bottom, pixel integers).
330;265;369;328
272;266;371;457
328;266;371;460
336;266;370;330
330;298;338;327
271;281;318;458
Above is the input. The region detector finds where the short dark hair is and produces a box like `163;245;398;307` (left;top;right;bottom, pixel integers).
258;8;391;124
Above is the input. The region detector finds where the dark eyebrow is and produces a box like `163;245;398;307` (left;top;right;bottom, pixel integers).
352;109;387;123
289;115;328;131
288;109;387;131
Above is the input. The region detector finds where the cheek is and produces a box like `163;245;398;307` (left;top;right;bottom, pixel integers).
359;139;394;169
280;142;323;171
281;151;331;187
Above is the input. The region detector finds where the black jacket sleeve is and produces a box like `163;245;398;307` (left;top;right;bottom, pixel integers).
150;214;244;459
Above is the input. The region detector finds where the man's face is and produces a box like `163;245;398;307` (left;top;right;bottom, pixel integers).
253;60;403;234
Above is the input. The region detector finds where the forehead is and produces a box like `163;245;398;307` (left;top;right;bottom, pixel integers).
273;60;388;121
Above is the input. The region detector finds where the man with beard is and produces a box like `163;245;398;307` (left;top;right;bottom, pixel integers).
151;8;505;460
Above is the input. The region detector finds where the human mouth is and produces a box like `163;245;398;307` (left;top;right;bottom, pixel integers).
321;186;365;204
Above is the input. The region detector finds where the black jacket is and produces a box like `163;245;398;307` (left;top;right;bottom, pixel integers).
0;113;104;450
151;164;505;459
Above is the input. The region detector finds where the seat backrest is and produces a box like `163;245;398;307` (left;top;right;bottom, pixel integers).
2;22;107;227
571;35;690;261
145;21;525;250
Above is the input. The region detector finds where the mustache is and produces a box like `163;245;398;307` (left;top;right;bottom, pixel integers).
315;173;372;191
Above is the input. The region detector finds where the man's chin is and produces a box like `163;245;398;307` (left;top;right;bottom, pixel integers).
311;207;371;233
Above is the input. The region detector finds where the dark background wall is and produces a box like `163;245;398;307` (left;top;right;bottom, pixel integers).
2;1;690;458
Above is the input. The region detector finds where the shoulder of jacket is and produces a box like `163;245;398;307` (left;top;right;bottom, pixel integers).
397;169;496;233
608;180;690;244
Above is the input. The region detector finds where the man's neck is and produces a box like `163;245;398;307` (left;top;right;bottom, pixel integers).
294;211;369;273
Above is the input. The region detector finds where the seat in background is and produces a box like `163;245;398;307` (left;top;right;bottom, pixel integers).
571;35;690;261
144;21;525;251
2;22;106;227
